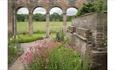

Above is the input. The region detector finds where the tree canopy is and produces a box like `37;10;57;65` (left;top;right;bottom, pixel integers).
77;0;107;16
16;13;75;22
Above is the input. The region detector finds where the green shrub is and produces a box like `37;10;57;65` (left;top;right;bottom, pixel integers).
16;14;28;22
10;33;44;43
29;46;82;70
17;34;43;43
8;45;21;65
9;32;57;43
56;31;64;42
28;58;47;70
48;47;81;70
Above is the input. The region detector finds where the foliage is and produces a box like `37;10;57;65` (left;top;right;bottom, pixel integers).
9;32;57;43
50;13;63;21
8;44;22;65
17;13;74;22
33;13;45;21
77;3;96;16
8;32;13;45
10;33;44;43
15;21;71;43
67;16;75;21
10;21;71;43
28;58;46;70
18;34;43;43
47;46;81;70
50;13;75;21
94;0;107;12
56;30;65;42
29;46;82;70
77;0;107;16
16;14;28;22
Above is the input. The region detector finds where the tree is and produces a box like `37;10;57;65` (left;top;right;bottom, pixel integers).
16;14;28;22
50;13;63;21
33;13;45;21
77;2;96;16
77;0;107;16
94;0;107;12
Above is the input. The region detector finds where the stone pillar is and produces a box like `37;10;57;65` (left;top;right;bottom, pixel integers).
63;10;67;32
8;0;13;34
95;13;105;48
13;9;17;41
28;11;33;35
45;12;50;38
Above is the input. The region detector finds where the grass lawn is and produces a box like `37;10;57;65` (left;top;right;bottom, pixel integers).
9;22;71;43
17;22;71;33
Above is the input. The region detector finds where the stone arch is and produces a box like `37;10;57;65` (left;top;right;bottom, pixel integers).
32;6;47;14
16;7;29;14
49;7;63;32
48;6;64;12
8;0;87;36
33;7;47;14
32;7;47;33
16;7;29;34
15;6;28;12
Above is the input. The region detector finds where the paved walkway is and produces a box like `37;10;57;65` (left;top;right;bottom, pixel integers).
9;38;58;70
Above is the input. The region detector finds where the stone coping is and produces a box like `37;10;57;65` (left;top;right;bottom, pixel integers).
91;50;107;54
73;33;87;42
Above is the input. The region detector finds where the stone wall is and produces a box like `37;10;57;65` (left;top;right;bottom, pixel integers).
71;12;107;48
72;13;97;30
67;12;107;70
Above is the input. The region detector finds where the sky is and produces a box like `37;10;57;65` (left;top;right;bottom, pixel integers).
17;7;78;16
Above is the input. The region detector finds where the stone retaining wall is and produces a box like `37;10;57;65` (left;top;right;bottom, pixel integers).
67;12;107;70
